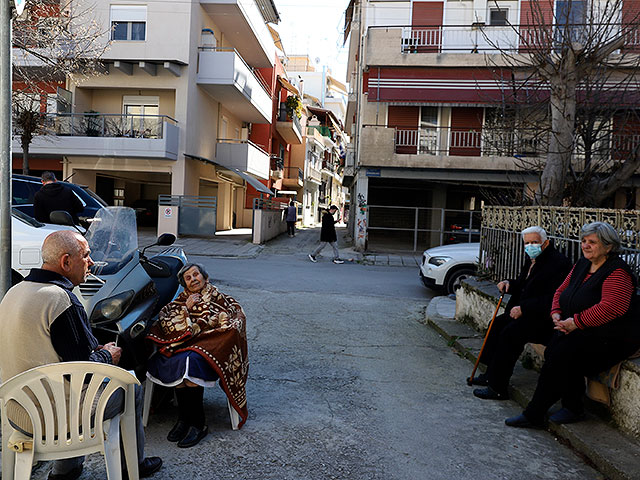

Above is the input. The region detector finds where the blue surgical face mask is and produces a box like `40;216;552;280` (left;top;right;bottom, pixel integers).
525;243;543;259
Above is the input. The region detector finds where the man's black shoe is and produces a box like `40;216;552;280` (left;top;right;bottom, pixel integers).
167;420;189;442
467;373;488;386
473;386;508;400
48;465;83;480
139;457;163;478
177;425;208;448
505;413;544;429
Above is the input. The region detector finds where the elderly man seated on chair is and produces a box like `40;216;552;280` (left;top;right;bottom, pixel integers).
146;263;249;448
0;230;162;480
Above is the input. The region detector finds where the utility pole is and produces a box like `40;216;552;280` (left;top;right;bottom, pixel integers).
0;0;14;298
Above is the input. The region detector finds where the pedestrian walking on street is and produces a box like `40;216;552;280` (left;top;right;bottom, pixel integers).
309;205;344;264
285;201;297;237
34;171;84;224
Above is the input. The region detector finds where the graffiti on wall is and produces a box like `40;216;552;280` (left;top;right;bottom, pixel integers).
356;193;367;243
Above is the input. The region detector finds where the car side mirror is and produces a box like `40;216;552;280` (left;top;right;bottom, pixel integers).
49;210;75;226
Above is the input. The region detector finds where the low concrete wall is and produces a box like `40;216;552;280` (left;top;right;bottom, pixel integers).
457;277;640;438
252;209;286;244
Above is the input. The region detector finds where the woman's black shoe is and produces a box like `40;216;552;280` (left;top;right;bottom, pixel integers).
177;425;208;448
167;420;189;442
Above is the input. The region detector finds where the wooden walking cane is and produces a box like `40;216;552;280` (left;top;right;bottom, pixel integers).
466;293;505;386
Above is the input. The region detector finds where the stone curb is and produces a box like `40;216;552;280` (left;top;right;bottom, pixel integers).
425;296;640;480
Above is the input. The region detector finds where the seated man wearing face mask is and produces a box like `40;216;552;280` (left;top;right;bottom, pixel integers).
470;226;572;400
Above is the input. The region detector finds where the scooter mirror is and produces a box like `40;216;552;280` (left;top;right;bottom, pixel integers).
156;233;176;246
49;210;75;226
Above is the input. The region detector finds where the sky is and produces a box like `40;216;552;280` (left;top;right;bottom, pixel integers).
272;0;350;83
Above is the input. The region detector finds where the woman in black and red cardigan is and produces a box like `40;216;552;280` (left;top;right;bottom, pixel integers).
506;221;640;428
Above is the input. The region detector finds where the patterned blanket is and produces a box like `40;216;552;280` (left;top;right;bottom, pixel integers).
146;283;248;428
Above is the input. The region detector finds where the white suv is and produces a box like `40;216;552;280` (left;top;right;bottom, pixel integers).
419;242;480;295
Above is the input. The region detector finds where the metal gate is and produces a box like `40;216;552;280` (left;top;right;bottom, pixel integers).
366;205;481;251
158;195;217;236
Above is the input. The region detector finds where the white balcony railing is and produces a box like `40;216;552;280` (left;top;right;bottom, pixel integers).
392;23;640;53
197;47;272;123
216;139;270;180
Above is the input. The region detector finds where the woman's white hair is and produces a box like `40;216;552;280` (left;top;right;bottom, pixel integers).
521;226;547;242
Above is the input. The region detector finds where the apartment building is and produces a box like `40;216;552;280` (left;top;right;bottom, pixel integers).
13;0;283;235
344;0;640;251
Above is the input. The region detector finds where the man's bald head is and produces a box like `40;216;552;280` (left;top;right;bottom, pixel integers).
42;230;84;266
41;230;93;285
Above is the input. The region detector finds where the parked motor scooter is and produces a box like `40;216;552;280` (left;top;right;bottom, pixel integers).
51;206;187;374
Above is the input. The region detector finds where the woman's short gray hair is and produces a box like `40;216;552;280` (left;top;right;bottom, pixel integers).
580;222;621;253
177;263;210;288
521;226;547;242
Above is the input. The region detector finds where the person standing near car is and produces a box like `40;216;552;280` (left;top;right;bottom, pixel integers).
470;226;572;401
34;171;84;224
309;205;344;264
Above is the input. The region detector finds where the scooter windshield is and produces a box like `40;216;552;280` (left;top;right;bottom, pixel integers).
86;207;138;275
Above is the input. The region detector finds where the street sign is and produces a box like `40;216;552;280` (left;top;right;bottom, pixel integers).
13;0;25;16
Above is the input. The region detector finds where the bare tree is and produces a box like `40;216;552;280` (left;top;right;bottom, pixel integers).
481;0;640;206
12;0;108;174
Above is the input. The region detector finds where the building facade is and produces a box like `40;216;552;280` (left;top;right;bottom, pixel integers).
345;0;640;251
13;0;286;235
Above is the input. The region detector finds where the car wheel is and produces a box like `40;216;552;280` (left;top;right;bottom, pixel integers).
444;267;476;295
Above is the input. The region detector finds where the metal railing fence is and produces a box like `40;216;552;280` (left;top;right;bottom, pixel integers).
481;206;640;282
368;23;640;53
366;205;481;251
391;126;640;160
20;113;178;139
252;197;287;211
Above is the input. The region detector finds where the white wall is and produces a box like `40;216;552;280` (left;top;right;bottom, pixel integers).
252;209;287;243
366;0;411;27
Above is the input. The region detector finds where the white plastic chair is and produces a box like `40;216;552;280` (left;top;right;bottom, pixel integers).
0;361;140;480
142;377;240;430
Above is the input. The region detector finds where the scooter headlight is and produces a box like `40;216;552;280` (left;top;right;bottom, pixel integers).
91;290;135;323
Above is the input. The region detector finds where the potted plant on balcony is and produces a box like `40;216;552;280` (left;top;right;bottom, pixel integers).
285;95;303;120
84;110;101;136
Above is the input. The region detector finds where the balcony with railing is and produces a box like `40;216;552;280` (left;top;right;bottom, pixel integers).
270;156;284;180
276;103;303;144
197;47;272;123
11;113;179;160
306;162;322;184
199;0;276;68
367;23;640;64
216;139;270;180
282;166;304;189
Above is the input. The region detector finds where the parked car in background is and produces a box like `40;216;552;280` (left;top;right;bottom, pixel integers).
12;174;107;224
11;208;74;284
419;242;480;294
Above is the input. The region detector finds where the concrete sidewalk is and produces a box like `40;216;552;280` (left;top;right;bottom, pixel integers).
138;228;263;258
139;225;422;267
426;296;640;480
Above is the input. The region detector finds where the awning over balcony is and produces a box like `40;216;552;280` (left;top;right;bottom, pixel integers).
365;67;509;104
184;153;274;195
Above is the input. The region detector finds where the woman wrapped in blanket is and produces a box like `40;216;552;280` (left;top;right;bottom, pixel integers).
146;263;248;447
506;222;640;428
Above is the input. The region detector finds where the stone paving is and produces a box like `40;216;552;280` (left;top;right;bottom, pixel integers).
138;225;422;268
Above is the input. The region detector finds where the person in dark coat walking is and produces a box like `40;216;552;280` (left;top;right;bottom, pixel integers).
34;171;84;224
308;205;343;264
470;226;572;400
285;201;297;237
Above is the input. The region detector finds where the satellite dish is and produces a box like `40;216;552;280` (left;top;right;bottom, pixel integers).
315;57;321;64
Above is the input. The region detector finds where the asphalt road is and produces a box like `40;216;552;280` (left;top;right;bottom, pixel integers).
64;239;600;480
